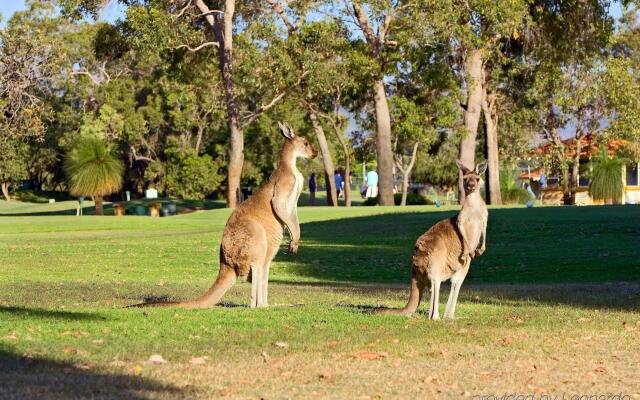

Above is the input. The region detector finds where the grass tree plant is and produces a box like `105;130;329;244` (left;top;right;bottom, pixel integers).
64;136;124;215
589;150;624;205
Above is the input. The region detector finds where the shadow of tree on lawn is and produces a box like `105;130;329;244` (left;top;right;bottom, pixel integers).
0;306;106;321
0;346;188;400
276;206;640;286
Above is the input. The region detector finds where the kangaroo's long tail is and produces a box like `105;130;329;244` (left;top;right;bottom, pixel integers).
127;264;237;309
378;268;427;315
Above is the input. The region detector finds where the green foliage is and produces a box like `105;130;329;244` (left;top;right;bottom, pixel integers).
164;141;223;200
412;133;460;190
0;140;29;186
78;105;125;142
14;190;75;203
499;166;533;204
362;197;378;206
393;192;433;206
589;151;625;203
64;136;124;197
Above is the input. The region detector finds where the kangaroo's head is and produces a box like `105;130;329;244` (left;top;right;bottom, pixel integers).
278;121;317;160
456;159;487;195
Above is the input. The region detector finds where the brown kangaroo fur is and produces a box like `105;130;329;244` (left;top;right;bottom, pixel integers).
381;159;488;319
130;122;317;309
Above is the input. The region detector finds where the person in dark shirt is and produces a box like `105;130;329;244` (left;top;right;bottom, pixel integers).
309;173;316;205
334;170;343;198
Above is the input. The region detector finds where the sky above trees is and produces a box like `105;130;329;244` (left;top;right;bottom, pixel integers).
0;0;125;26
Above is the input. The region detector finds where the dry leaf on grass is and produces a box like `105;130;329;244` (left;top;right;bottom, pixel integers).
190;356;209;365
423;375;437;383
147;354;167;364
269;357;285;369
498;337;513;346
60;331;87;338
353;351;388;360
318;370;332;380
274;341;289;349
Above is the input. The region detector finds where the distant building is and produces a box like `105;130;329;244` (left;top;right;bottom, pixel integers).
524;134;639;205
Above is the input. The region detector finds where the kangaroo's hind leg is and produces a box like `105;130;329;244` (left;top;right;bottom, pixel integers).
250;265;261;308
444;257;471;319
258;229;283;307
243;221;269;309
428;277;442;320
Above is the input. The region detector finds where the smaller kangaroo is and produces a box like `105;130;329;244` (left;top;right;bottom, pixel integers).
131;122;316;309
381;159;488;319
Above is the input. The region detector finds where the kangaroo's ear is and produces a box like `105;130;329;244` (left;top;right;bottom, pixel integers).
456;160;471;174
475;160;488;175
278;121;295;140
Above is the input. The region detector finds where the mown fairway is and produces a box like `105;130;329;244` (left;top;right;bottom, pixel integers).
1;204;639;399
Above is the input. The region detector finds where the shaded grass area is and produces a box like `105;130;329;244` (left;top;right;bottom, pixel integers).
0;189;359;216
0;198;226;217
1;205;639;398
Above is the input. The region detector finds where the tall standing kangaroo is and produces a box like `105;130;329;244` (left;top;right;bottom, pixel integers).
381;160;488;319
132;122;317;308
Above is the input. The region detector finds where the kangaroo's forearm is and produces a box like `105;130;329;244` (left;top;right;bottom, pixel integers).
288;214;300;242
457;221;471;253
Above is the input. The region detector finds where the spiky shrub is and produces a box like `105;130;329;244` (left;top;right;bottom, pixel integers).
589;151;624;204
500;166;533;204
64;136;123;215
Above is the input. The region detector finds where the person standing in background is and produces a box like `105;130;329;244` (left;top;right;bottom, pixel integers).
334;170;343;199
309;173;316;206
366;169;378;198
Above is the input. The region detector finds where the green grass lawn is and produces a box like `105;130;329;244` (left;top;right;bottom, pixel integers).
1;204;639;399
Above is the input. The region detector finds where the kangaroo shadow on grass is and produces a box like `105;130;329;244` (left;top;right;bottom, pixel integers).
0;346;188;400
128;295;246;308
322;282;640;313
0;306;106;321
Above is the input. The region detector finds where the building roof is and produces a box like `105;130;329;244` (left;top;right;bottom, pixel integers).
519;169;542;180
534;134;629;159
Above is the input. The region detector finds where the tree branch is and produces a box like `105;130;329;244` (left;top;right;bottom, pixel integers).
71;70;103;85
351;1;380;56
130;146;155;163
173;0;192;18
380;13;392;43
265;0;297;33
193;0;216;26
406;141;419;172
242;70;309;125
174;41;219;52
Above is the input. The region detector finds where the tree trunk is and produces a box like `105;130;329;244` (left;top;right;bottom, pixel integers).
308;110;337;206
344;158;351;207
334;127;352;207
195;125;204;155
482;89;502;205
397;142;419;206
1;182;10;201
196;0;243;208
570;135;583;205
226;119;244;208
95;195;104;216
373;79;395;206
458;49;484;204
